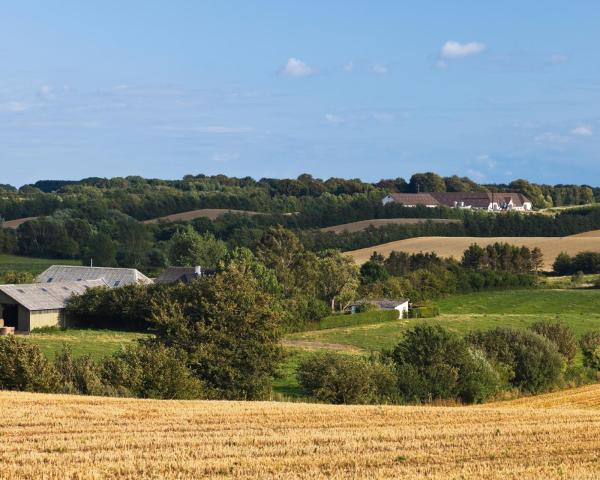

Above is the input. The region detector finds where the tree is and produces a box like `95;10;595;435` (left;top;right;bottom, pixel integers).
317;250;360;311
461;244;485;269
81;232;117;267
580;331;600;370
167;226;227;268
408;173;446;193
553;252;573;275
529;320;577;364
391;324;500;404
148;265;284;400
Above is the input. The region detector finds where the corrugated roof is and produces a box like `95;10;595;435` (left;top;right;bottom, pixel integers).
387;193;440;206
385;192;532;208
37;266;152;287
155;267;198;284
0;280;107;311
350;298;409;310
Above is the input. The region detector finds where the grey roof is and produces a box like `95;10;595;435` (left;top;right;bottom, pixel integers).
0;280;107;311
351;298;409;310
155;266;216;284
385;192;532;209
37;265;152;288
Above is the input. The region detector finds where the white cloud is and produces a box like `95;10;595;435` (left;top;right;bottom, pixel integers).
325;114;346;125
571;125;592;136
370;63;388;75
534;132;571;145
343;61;355;72
441;41;486;59
281;57;316;77
550;54;568;64
0;101;29;113
156;125;253;134
371;112;395;122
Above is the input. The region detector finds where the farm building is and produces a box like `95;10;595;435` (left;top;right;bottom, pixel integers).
37;265;152;287
381;192;532;211
0;280;107;332
349;299;410;319
154;266;214;284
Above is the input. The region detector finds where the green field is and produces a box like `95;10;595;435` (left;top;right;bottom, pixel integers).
0;254;80;279
286;289;600;352
26;329;149;361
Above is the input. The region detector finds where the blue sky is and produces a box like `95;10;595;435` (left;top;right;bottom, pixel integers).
1;1;600;187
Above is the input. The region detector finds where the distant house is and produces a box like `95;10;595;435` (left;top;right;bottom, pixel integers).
0;280;106;332
37;265;152;288
154;266;214;285
349;299;410;319
381;192;532;211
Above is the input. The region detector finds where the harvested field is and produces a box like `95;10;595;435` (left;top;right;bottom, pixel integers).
571;229;600;237
491;384;600;410
345;235;600;270
2;391;600;479
144;208;263;224
320;218;461;233
1;216;38;229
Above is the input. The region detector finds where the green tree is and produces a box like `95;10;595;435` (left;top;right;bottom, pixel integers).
317;250;360;311
81;232;117;267
167;226;227;268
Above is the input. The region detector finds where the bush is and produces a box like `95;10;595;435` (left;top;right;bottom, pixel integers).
580;331;600;370
407;304;440;318
391;324;500;404
529;320;578;364
0;337;60;392
54;348;107;396
101;344;204;400
467;327;564;394
297;353;397;404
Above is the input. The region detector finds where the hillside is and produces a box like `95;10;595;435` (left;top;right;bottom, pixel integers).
143;208;263;224
344;235;600;270
1;216;38;229
491;384;600;410
320;218;461;233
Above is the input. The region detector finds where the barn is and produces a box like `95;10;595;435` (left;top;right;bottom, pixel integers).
0;280;107;332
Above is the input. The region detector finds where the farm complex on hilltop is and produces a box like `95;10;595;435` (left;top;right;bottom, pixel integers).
382;192;533;211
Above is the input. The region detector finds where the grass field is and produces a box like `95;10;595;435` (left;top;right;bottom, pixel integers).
0;254;80;278
26;329;149;360
344;235;600;270
286;289;600;352
320;217;461;233
143;208;263;224
2;388;600;479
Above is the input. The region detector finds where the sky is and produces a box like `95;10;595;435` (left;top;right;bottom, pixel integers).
1;1;600;187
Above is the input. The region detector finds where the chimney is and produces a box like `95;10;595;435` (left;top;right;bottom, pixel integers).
194;266;202;276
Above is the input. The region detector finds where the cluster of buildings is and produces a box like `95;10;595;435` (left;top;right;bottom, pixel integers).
0;265;206;332
381;192;533;211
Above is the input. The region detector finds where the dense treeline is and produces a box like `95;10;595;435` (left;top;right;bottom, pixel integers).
1;172;598;223
553;252;600;275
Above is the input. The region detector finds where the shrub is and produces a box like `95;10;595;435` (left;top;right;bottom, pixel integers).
529;320;578;364
0;337;60;392
101;343;204;400
54;348;107;396
467;327;563;393
391;324;500;404
407;304;440;318
297;353;397;404
580;331;600;370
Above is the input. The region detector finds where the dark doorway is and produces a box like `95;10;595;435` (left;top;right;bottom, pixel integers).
1;304;18;328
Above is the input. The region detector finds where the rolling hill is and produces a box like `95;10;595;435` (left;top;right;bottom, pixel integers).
1;216;38;229
320;218;461;233
143;208;263;224
344;235;600;270
2;389;600;479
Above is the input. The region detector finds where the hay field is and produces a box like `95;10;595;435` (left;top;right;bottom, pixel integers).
491;384;600;410
1;216;38;229
320;218;461;233
571;229;600;237
144;208;263;224
345;235;600;270
2;390;600;479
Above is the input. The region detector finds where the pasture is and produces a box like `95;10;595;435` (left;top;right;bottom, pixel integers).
0;254;80;278
320;217;461;233
1;388;600;479
344;235;600;269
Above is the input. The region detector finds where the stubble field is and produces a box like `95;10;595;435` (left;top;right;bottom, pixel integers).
320;218;461;233
1;388;600;479
345;235;600;270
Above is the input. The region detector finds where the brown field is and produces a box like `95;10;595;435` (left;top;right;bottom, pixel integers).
2;389;600;479
571;229;600;237
345;235;600;270
320;218;461;233
491;384;600;410
143;208;263;224
1;216;38;229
